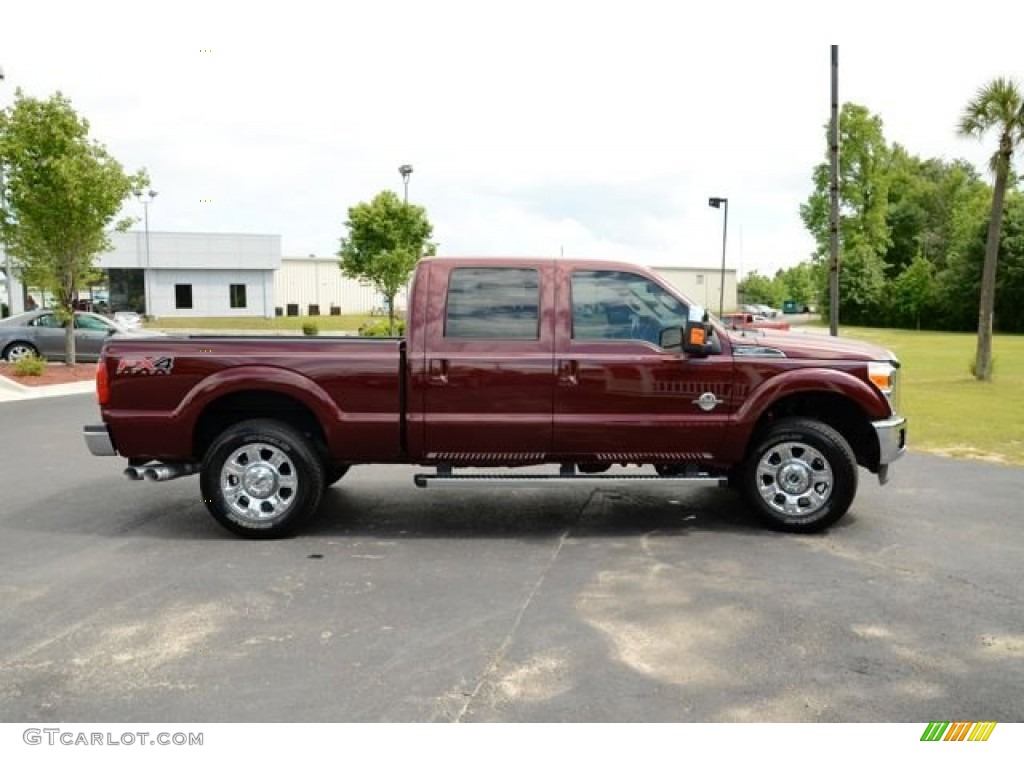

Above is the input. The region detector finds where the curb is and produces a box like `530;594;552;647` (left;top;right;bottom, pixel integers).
0;375;95;403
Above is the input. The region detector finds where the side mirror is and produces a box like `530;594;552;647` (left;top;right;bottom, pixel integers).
659;323;713;356
682;321;713;357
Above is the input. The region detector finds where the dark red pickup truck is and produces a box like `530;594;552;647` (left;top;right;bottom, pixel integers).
83;257;906;537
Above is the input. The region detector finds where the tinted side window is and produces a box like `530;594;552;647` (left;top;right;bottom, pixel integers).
445;268;540;340
571;270;689;345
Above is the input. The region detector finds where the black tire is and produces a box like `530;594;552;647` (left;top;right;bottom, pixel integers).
741;418;857;533
3;341;39;362
200;419;325;539
324;465;350;486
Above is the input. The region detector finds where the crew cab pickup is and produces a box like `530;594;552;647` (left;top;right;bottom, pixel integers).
83;257;906;538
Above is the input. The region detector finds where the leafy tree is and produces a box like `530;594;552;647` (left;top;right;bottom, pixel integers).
834;245;887;325
776;262;817;306
892;253;935;329
338;190;435;334
736;271;780;307
958;77;1024;380
0;90;146;364
802;103;892;263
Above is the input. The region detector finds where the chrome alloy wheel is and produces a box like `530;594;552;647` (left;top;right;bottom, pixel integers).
755;441;834;518
4;343;37;362
220;442;298;522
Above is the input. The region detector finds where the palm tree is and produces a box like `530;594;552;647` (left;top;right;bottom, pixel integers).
957;77;1024;381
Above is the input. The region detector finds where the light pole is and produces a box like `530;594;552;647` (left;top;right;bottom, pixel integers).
0;64;15;318
134;189;157;316
398;164;413;204
708;196;729;317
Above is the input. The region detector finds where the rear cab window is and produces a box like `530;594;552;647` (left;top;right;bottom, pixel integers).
444;267;540;340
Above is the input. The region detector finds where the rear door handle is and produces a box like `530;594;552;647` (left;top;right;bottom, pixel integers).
429;358;449;385
558;359;578;386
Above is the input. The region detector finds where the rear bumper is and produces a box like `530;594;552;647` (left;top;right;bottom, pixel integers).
873;415;907;484
83;424;117;457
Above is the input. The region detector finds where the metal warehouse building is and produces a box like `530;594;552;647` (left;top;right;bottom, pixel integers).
273;256;398;316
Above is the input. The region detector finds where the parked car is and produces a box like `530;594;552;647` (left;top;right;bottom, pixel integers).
720;312;791;331
0;310;157;362
113;311;143;330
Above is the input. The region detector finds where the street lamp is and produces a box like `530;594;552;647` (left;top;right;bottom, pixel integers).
134;189;157;316
708;196;729;317
0;64;15;318
398;164;413;203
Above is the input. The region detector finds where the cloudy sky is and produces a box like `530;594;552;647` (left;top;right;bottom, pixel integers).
1;1;1019;277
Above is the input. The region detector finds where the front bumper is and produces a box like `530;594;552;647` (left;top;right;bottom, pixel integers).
83;424;117;457
873;415;907;484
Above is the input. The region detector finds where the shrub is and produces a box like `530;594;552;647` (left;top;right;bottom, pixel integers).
302;322;319;336
11;354;47;377
358;319;406;337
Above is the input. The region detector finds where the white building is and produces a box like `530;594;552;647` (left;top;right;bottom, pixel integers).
274;256;403;316
99;231;280;318
652;265;738;314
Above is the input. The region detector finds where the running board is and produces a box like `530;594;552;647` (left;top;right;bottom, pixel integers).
414;467;728;489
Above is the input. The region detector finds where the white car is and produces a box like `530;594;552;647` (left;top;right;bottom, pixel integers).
113;311;143;330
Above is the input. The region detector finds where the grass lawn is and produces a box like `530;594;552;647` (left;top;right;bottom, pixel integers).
840;327;1024;466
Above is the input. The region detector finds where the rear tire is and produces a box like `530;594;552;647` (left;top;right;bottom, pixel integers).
741;418;857;533
200;419;324;539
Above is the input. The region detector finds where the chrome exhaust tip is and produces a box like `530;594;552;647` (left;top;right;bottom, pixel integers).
123;466;145;480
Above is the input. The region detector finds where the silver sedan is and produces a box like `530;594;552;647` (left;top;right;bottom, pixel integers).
0;310;151;362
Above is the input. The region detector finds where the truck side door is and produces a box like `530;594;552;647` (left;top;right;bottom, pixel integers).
411;261;555;461
553;267;735;463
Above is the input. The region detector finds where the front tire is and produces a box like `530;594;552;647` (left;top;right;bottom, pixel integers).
3;342;39;362
741;418;857;533
200;419;324;539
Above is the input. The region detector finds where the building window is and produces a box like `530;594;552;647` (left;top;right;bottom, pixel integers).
444;267;539;339
230;284;247;309
175;284;193;310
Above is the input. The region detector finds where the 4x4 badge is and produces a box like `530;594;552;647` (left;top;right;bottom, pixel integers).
693;392;723;411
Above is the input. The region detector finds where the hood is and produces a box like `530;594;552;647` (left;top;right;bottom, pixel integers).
727;328;895;362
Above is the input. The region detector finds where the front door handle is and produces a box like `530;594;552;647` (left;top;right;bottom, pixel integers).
429;358;449;385
558;359;578;386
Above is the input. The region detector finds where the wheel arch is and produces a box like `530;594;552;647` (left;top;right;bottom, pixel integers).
192;389;329;462
745;390;880;472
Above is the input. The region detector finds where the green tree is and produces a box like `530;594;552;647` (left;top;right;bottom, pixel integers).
802;103;892;263
338;190;435;334
957;77;1024;380
0;90;145;364
892;253;935;329
776;262;817;306
736;271;780;307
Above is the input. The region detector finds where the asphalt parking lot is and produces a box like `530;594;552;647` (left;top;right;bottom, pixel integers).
1;393;1022;722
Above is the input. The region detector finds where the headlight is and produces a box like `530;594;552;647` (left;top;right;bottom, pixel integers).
868;359;901;414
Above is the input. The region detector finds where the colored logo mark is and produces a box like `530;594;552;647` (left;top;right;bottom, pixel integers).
921;722;997;741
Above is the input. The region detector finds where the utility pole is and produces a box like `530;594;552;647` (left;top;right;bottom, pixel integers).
829;45;840;336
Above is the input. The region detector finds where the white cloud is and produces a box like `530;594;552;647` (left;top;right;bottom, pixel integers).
2;1;1020;278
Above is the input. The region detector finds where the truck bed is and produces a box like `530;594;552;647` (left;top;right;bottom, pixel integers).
100;334;405;462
